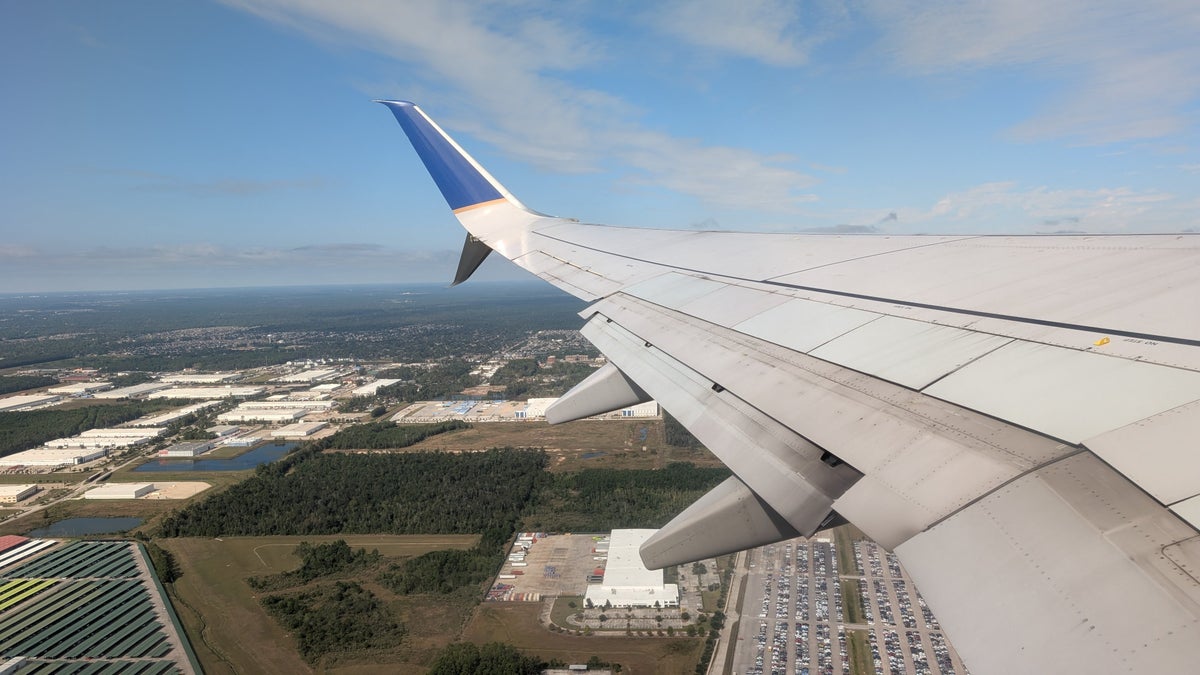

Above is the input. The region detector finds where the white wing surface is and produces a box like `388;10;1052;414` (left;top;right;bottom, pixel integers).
379;101;1200;674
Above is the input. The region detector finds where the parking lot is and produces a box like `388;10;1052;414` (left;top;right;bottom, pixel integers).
731;537;970;675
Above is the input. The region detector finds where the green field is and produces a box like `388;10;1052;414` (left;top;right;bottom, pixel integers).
400;420;723;472
158;534;479;675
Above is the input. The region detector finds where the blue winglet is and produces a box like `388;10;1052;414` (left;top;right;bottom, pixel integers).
377;100;504;212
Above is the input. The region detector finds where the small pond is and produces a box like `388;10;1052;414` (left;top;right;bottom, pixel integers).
133;442;297;473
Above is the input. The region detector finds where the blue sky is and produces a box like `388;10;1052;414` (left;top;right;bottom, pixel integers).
2;1;1198;292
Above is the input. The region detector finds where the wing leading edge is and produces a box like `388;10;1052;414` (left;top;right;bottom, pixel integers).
380;101;1200;674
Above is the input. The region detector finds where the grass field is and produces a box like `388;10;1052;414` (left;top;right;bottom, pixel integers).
464;602;702;674
848;630;873;674
158;535;480;675
842;578;865;624
397;420;723;472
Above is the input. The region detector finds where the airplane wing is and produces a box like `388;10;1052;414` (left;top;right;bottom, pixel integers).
379;100;1200;674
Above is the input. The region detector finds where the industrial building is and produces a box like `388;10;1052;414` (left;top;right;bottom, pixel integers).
0;485;38;504
149;386;265;399
129;402;220;427
618;401;659;418
0;394;61;412
92;382;170;399
160;372;240;384
217;408;307;423
158;441;214;458
584;530;679;609
273;368;341;383
239;400;336;410
44;428;166;450
515;398;557;419
207;425;240;437
0;447;107;467
47;382;111;396
84;483;155;500
352;379;401;396
271;422;328;438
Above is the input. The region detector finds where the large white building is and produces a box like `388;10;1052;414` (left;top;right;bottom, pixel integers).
85;483;155;500
217;408;307;423
271;422;328;438
515;398;557;419
352;379;401;396
0;447;107;467
159;441;214;457
130;401;221;427
584;529;680;609
48;382;111;395
238;400;336;411
149;386;266;400
160;373;241;384
0;394;61;412
274;368;341;383
0;485;38;503
43;428;166;450
92;382;170;399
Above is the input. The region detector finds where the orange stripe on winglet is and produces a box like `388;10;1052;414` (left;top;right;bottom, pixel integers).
452;198;509;214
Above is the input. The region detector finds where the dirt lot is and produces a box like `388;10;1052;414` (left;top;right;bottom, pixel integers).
464;602;702;674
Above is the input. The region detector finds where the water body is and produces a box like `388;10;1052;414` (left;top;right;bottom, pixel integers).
133;442;297;473
28;517;143;537
581;451;607;460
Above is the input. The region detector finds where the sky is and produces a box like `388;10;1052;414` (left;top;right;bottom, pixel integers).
2;0;1199;292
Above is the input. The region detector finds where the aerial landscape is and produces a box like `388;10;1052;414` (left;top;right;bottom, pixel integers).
4;2;1200;675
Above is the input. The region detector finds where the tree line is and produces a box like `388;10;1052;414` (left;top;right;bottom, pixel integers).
156;446;547;538
526;462;730;532
249;540;382;592
323;419;469;450
0;400;178;457
0;375;57;396
261;581;403;664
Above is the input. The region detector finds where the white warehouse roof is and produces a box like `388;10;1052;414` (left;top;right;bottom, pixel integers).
584;529;679;609
92;382;170;399
149;386;265;399
352;379;401;396
0;394;61;412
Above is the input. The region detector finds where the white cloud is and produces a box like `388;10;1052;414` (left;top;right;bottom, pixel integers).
860;0;1200;144
223;0;820;211
879;182;1189;233
648;0;817;67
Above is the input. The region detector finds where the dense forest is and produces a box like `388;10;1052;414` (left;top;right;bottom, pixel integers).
0;400;178;456
377;522;512;596
261;581;404;664
249;540;382;592
0;375;56;396
527;463;730;532
426;642;549;675
322;419;470;450
156;447;547;537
